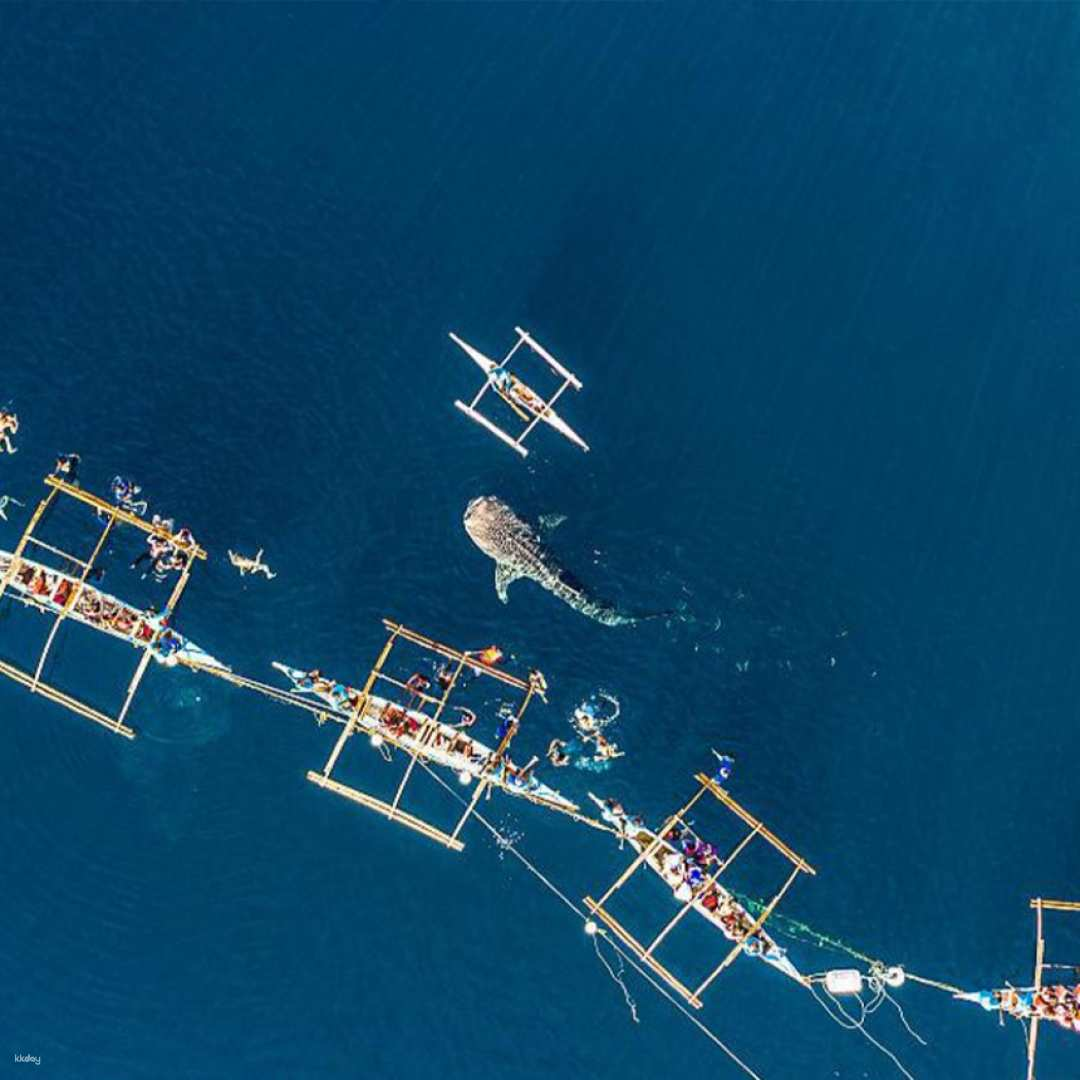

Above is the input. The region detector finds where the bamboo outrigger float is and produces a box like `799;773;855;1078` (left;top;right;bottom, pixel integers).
451;327;589;457
584;771;815;1009
300;619;592;852
0;473;222;737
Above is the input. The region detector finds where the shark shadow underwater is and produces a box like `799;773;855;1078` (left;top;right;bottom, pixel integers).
463;496;671;627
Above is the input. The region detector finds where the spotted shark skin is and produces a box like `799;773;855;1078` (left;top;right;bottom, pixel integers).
463;496;659;627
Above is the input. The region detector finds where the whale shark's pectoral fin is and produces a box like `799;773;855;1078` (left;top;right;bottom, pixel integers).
494;562;523;604
539;513;567;535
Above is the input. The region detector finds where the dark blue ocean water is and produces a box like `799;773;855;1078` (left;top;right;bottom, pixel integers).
2;5;1079;1079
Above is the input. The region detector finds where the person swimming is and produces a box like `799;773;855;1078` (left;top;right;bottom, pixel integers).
0;411;19;454
53;453;80;481
546;738;571;767
111;476;148;516
451;706;476;729
228;548;277;580
0;495;23;521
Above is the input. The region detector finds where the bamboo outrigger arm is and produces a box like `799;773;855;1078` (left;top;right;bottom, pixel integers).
0;485;58;607
31;513;115;691
43;476;207;560
695;774;816;874
1024;898;1080;1080
582;773;814;1008
305;621;554;853
0;472;211;738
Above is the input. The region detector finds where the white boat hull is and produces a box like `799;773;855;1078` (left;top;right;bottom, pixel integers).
0;550;229;673
590;794;802;983
450;332;590;452
274;662;576;813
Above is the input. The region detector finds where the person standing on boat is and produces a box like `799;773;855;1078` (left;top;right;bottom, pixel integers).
712;751;735;784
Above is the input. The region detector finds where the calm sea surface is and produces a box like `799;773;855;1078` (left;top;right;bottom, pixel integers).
2;5;1079;1079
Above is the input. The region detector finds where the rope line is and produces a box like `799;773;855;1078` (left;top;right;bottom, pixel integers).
809;984;916;1080
592;932;639;1023
418;760;767;1080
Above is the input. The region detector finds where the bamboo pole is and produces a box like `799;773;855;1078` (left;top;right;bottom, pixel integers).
1031;899;1080;912
374;671;445;711
593;785;710;910
449;688;532;842
381;621;530;691
115;650;154;730
0;486;58;606
0;657;135;738
514;376;574;447
32;514;115;690
1027;899;1045;1080
644;824;763;958
583;897;702;1008
320;627;400;778
386;650;470;817
695;774;815;874
379;633;469;818
515;327;582;388
694;863;804;999
23;537;90;568
43;476;206;559
306;771;465;852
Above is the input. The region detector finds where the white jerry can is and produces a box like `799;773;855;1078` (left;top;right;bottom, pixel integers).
824;968;864;995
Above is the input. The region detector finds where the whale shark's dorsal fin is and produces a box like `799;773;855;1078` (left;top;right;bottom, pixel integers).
538;513;567;535
494;562;523;603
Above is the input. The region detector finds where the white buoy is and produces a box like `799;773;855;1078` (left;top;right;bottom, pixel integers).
585;920;599;936
458;769;473;786
370;733;384;748
884;965;906;989
824;969;864;995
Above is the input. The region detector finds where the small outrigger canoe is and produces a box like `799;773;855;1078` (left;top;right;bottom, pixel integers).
274;662;578;814
0;550;229;672
589;794;803;983
450;331;590;453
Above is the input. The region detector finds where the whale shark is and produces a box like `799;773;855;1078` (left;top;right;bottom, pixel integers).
463;496;664;627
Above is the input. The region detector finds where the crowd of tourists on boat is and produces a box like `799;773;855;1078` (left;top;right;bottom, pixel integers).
597;796;776;958
288;664;547;792
969;986;1080;1033
3;557;185;655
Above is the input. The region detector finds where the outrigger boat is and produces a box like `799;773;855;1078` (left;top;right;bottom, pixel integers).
0;473;220;738
274;661;576;814
583;771;814;1008
0;550;229;673
452;327;589;457
954;898;1080;1079
589;793;802;982
956;985;1080;1034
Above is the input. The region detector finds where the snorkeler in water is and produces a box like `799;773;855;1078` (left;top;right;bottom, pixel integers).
0;494;24;521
